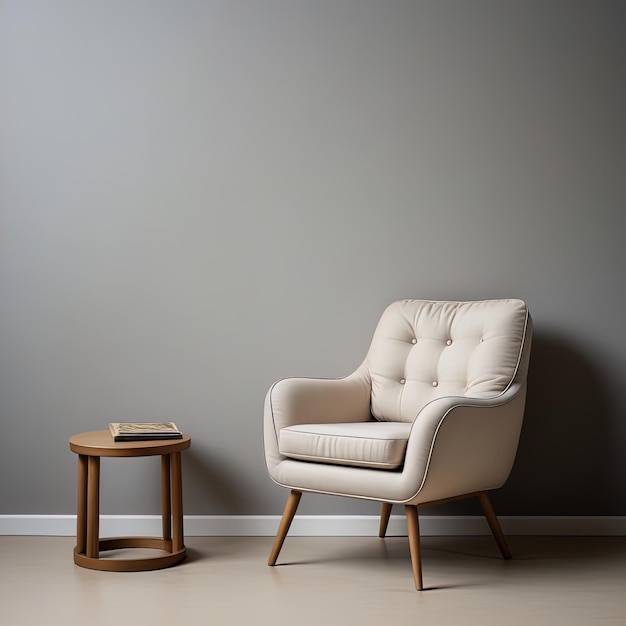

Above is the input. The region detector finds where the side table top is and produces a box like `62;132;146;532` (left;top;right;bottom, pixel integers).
69;430;191;457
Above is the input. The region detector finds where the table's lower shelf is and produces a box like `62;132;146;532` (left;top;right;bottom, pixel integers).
73;537;187;572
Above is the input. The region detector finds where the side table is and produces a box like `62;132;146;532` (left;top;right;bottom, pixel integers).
69;430;191;572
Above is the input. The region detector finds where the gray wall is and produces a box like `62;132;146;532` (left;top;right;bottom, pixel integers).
1;0;624;518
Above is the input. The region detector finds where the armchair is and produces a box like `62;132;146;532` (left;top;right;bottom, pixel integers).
264;299;532;589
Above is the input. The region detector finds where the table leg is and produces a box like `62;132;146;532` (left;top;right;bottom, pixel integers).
161;454;172;543
171;451;184;552
76;455;88;555
86;456;100;559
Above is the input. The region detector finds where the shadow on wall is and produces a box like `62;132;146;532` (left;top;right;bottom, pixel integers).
182;446;249;515
499;331;614;515
182;443;269;515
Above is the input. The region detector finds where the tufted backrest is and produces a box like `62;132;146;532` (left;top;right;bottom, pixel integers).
365;299;531;423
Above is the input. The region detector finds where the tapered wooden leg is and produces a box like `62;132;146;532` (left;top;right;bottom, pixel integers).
405;505;423;590
379;502;393;538
268;490;302;566
478;492;512;560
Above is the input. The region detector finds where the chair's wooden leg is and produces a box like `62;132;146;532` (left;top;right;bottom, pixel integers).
478;492;512;560
379;502;393;538
268;490;302;566
405;505;423;590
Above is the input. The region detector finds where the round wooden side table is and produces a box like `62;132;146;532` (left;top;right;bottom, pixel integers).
69;430;191;572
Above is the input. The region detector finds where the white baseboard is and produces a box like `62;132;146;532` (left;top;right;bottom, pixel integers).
1;515;625;537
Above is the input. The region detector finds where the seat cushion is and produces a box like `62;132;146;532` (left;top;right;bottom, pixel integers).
278;422;412;470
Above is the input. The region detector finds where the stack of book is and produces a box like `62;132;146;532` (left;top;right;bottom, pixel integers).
108;422;183;442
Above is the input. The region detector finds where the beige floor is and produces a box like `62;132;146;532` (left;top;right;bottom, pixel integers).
0;535;625;626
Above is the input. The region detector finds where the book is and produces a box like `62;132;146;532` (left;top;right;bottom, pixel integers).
108;422;183;442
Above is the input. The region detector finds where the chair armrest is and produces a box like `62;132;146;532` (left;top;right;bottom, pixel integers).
266;372;372;431
264;371;372;470
403;383;528;504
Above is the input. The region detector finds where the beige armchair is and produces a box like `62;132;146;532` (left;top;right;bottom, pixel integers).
264;299;532;589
